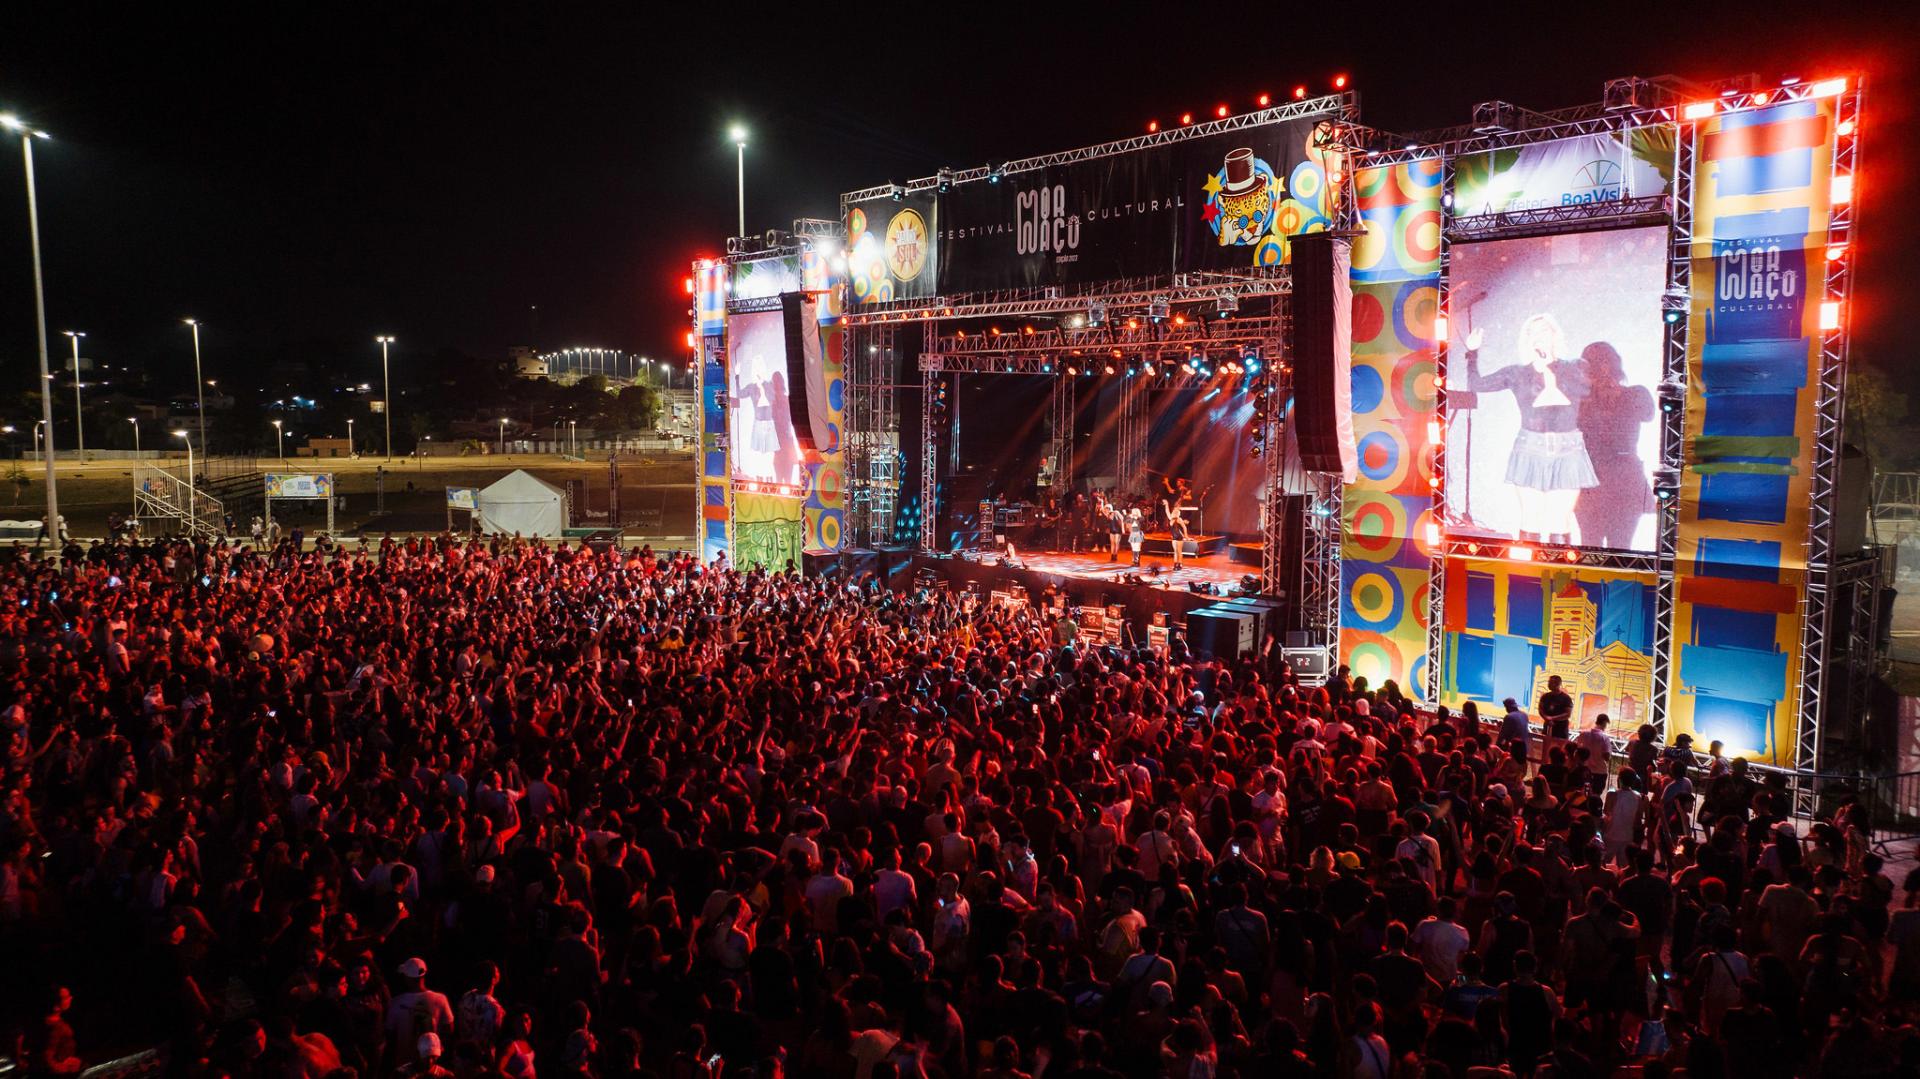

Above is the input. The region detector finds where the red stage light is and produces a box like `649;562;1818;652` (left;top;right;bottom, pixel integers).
1563;550;1581;563
1215;104;1229;118
1173;314;1186;326
1126;318;1140;331
1293;86;1307;100
1827;244;1848;261
1147;120;1159;133
989;326;1001;336
1839;119;1856;136
683;277;695;295
684;331;695;348
1333;74;1348;89
1180;113;1193;125
1820;301;1841;331
1808;76;1848;98
1833;174;1854;204
1022;325;1035;335
1752;90;1772;105
1508;544;1533;562
1683;101;1716;120
1104;364;1115;375
1257;93;1270;107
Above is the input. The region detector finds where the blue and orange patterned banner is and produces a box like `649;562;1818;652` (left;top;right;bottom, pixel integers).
1442;559;1658;729
1669;96;1840;764
1339;159;1443;693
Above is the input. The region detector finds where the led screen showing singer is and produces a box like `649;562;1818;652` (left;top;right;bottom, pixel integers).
1445;227;1666;552
726;310;806;490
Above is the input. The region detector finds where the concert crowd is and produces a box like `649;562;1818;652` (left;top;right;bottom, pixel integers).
2;532;1918;1079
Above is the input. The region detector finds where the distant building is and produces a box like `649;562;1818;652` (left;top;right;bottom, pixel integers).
511;346;548;378
297;437;353;459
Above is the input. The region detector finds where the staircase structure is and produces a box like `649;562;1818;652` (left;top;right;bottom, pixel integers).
133;466;228;541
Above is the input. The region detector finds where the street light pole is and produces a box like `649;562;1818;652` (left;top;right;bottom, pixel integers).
498;417;508;455
63;331;84;460
376;336;394;461
347;417;355;457
4;115;60;563
730;124;748;236
183;319;206;455
271;419;283;460
128;417;139;456
172;430;194;502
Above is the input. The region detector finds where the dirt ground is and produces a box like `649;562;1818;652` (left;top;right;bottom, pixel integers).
1;452;699;542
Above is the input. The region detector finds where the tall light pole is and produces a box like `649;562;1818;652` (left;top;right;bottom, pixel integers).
346;417;355;456
569;419;577;457
127;417;139;456
32;420;43;460
2;115;59;561
271;419;284;460
63;330;83;459
182;319;207;456
376;336;394;461
729;124;748;237
172;428;192;487
172;430;194;507
498;417;508;455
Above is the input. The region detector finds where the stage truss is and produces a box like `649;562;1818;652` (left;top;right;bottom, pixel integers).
805;75;1880;772
914;317;1292;590
1361;77;1869;771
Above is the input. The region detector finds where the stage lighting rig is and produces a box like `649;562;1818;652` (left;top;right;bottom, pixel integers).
889;183;906;202
937;167;955;193
1215;294;1239;318
1148;297;1170;323
1657;378;1687;414
1603;77;1650;112
1653;467;1682;504
1662;285;1689;324
1087;303;1109;328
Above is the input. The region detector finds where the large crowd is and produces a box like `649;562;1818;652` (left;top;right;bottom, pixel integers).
1;533;1917;1079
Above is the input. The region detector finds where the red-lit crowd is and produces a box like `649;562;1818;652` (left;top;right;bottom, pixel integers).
1;533;1917;1079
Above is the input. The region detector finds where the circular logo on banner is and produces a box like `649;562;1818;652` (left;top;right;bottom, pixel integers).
885;210;929;281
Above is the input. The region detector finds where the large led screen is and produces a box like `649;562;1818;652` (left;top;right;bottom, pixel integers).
1445;227;1667;552
727;310;805;490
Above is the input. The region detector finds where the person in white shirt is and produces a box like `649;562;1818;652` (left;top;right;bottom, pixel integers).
1410;897;1473;983
1575;715;1613;796
873;847;918;921
1394;811;1443;890
804;848;855;934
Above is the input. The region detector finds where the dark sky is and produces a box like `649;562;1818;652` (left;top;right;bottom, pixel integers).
0;4;1911;394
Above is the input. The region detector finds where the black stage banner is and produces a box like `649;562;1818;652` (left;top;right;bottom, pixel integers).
933;114;1335;294
846;191;940;305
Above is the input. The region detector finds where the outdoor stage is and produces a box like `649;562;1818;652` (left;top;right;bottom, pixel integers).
953;546;1248;594
921;548;1259;631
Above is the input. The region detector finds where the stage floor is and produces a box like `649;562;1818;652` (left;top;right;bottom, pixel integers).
955;546;1249;593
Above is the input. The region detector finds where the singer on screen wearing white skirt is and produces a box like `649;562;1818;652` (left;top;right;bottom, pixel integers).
1463;314;1598;545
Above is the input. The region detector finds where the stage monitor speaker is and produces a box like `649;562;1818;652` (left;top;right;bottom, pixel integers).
1187;606;1256;661
802;550;841;579
1283;630;1313;649
1289;233;1355;476
1215;595;1286;648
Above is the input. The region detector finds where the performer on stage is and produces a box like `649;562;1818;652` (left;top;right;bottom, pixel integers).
1105;496;1125;562
1127;507;1144;567
1464;315;1597;545
1166;501;1189;570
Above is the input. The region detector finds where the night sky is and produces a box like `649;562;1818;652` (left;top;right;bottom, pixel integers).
0;4;1910;395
